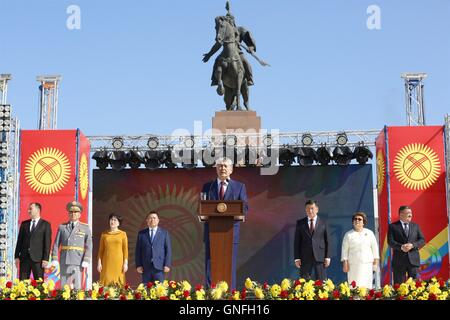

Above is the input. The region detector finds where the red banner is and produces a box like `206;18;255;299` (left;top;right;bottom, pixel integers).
19;130;90;284
378;126;449;283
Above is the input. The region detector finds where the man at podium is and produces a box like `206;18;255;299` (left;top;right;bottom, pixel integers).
201;157;248;289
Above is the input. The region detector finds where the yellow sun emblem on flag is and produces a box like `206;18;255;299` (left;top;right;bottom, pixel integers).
25;147;71;194
376;151;385;194
393;143;440;191
79;153;89;200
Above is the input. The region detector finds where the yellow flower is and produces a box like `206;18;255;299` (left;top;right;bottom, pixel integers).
28;285;34;291
211;288;223;300
427;284;441;295
281;279;291;291
318;290;329;299
10;293;16;300
91;291;98;300
170;294;178;300
127;293;133;300
47;280;55;291
0;277;6;288
33;289;41;297
270;284;281;298
150;288;157;299
382;285;392;297
62;291;71;300
155;284;167;298
217;281;228;292
181;281;191;292
245;278;254;290
398;284;409;296
77;291;85;300
175;290;181;296
232;291;240;300
358;287;367;298
20;290;27;297
325;279;335;291
254;287;264;299
196;291;205;300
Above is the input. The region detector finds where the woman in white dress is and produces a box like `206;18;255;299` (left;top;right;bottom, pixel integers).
341;212;379;289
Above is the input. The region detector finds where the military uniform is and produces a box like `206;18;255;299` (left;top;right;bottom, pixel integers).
52;221;92;289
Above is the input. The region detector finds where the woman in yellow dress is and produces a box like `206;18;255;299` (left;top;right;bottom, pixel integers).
97;213;128;286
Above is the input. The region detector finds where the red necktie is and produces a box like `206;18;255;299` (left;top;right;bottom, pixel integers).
219;181;226;200
309;219;315;234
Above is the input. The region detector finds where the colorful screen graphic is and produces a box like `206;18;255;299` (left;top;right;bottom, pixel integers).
93;165;374;287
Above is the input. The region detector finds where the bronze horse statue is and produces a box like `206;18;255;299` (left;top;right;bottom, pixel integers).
203;16;250;111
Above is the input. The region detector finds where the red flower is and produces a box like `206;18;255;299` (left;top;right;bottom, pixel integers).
263;282;269;290
31;279;38;287
350;281;356;288
124;284;130;290
99;287;104;295
369;289;375;297
415;280;422;287
159;296;169;300
365;295;372;301
4;298;11;300
375;292;382;299
315;280;323;287
29;296;36;301
104;293;109;300
146;282;154;289
280;290;289;299
439;280;445;288
119;295;127;300
51;290;58;298
211;283;216;289
169;281;176;287
429;293;437;300
294;280;301;287
195;284;203;291
241;289;247;300
397;295;404;300
134;292;142;300
393;283;400;290
332;290;340;299
183;290;190;298
6;281;12;289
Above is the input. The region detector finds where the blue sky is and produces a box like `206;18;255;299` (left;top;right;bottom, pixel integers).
1;0;449;136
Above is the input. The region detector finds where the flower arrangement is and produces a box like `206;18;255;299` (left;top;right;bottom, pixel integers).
0;277;449;300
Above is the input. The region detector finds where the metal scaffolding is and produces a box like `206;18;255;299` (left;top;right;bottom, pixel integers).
0;74;12;104
401;73;427;126
37;75;62;130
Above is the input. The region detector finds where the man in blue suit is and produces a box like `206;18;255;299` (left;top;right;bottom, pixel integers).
201;157;248;290
135;211;172;283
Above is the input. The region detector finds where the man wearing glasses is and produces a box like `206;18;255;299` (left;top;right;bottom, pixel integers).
387;205;425;284
52;201;92;289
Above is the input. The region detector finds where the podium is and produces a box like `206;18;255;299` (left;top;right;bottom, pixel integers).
199;200;245;286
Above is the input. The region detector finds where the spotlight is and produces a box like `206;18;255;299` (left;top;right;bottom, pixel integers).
301;133;313;146
92;150;109;170
316;146;332;166
279;147;296;166
263;134;273;147
202;147;216;168
225;135;237;147
184;136;195;148
112;137;124;149
353;144;373;165
332;146;353;166
109;151;127;171
296;147;317;167
128;150;144;169
147;137;159;150
144;150;164;169
336;132;348;146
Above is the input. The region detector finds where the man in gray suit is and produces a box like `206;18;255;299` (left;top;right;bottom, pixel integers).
52;201;92;289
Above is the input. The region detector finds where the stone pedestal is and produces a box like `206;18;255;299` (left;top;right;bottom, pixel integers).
212;110;261;134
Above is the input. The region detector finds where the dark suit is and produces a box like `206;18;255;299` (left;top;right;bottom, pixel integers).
387;220;425;284
294;217;330;280
202;179;248;289
135;227;172;283
14;219;52;280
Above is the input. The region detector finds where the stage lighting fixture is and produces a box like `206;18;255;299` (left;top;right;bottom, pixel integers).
109;151;127;171
202;147;216;168
278;147;296;166
147;137;159;150
353;144;373;165
162;149;177;169
184;136;195;148
144;150;163;169
297;147;317;167
128;150;144;169
263;134;273;147
92;150;109;170
225;135;237;147
301;133;313;146
112;137;124;149
332;146;353;166
316;146;332;166
336;132;348;146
